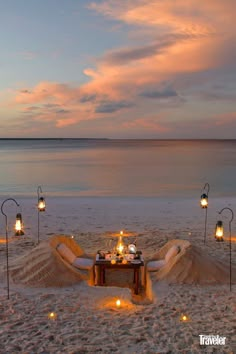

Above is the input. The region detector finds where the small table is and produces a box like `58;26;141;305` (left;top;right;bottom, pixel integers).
95;258;144;295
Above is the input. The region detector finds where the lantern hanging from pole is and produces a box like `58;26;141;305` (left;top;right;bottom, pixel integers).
200;193;208;208
38;197;46;212
215;220;224;242
15;213;24;236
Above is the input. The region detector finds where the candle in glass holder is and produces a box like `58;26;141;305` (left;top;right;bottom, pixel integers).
116;235;124;254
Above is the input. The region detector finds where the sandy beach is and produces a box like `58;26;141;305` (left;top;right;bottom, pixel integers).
0;196;235;353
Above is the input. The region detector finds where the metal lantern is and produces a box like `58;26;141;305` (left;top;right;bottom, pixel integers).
15;213;24;236
200;193;208;208
216;207;234;291
37;186;46;244
215;220;224;242
1;197;25;299
200;183;210;244
38;197;46;211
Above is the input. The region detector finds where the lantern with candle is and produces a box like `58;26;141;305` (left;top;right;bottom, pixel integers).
38;197;46;212
200;193;208;208
15;213;24;236
215;221;224;242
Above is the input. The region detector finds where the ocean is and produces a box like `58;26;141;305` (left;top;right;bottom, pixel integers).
0;139;235;198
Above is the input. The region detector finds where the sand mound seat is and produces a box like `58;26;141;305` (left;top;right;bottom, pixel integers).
146;239;236;300
8;235;95;287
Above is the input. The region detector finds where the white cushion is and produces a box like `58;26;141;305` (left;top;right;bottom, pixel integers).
57;243;76;264
165;245;180;263
73;257;94;270
147;259;166;272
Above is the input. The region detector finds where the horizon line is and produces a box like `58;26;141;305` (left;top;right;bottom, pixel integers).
0;137;236;141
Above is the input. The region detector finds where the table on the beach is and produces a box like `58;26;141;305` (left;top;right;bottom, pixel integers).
95;258;144;295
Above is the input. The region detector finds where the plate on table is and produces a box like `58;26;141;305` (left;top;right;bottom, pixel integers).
131;260;142;264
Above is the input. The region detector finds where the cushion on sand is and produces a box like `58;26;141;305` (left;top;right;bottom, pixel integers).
57;243;77;264
165;245;180;263
72;257;94;270
147;259;166;272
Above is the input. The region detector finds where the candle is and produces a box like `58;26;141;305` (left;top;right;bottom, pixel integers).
116;299;121;307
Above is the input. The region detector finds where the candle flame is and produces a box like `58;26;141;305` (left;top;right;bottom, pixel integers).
180;314;189;322
15;220;22;231
48;312;57;320
116;299;121;307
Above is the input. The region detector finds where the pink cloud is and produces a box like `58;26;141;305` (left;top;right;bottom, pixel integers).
89;1;236;34
214;112;236;126
123;117;170;133
15;82;80;105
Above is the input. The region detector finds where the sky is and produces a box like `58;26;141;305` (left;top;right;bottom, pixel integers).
0;0;236;139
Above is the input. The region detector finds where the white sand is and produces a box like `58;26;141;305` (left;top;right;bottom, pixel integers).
0;196;235;353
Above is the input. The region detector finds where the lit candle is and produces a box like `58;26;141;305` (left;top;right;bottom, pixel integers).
116;234;124;254
116;299;121;307
180;314;190;322
48;312;57;320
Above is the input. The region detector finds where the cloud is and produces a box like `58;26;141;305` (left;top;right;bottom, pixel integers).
95;100;134;113
214;112;236;126
80;94;97;103
102;42;166;66
89;0;236;33
15;82;80;105
101;32;215;67
140;86;178;99
23;106;40;112
123;117;170;132
56;109;71;114
19;51;37;60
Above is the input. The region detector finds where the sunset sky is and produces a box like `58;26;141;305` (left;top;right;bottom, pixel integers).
1;0;236;138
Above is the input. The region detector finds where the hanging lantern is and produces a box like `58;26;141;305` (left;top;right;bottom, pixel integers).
38;197;46;212
200;193;208;208
15;213;24;236
215;221;224;242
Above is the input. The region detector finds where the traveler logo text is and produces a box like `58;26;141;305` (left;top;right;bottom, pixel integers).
199;335;226;346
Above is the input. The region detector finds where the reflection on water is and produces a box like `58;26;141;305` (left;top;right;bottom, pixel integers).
0;139;236;197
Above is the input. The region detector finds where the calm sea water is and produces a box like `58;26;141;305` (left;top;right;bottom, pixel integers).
0;139;235;198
